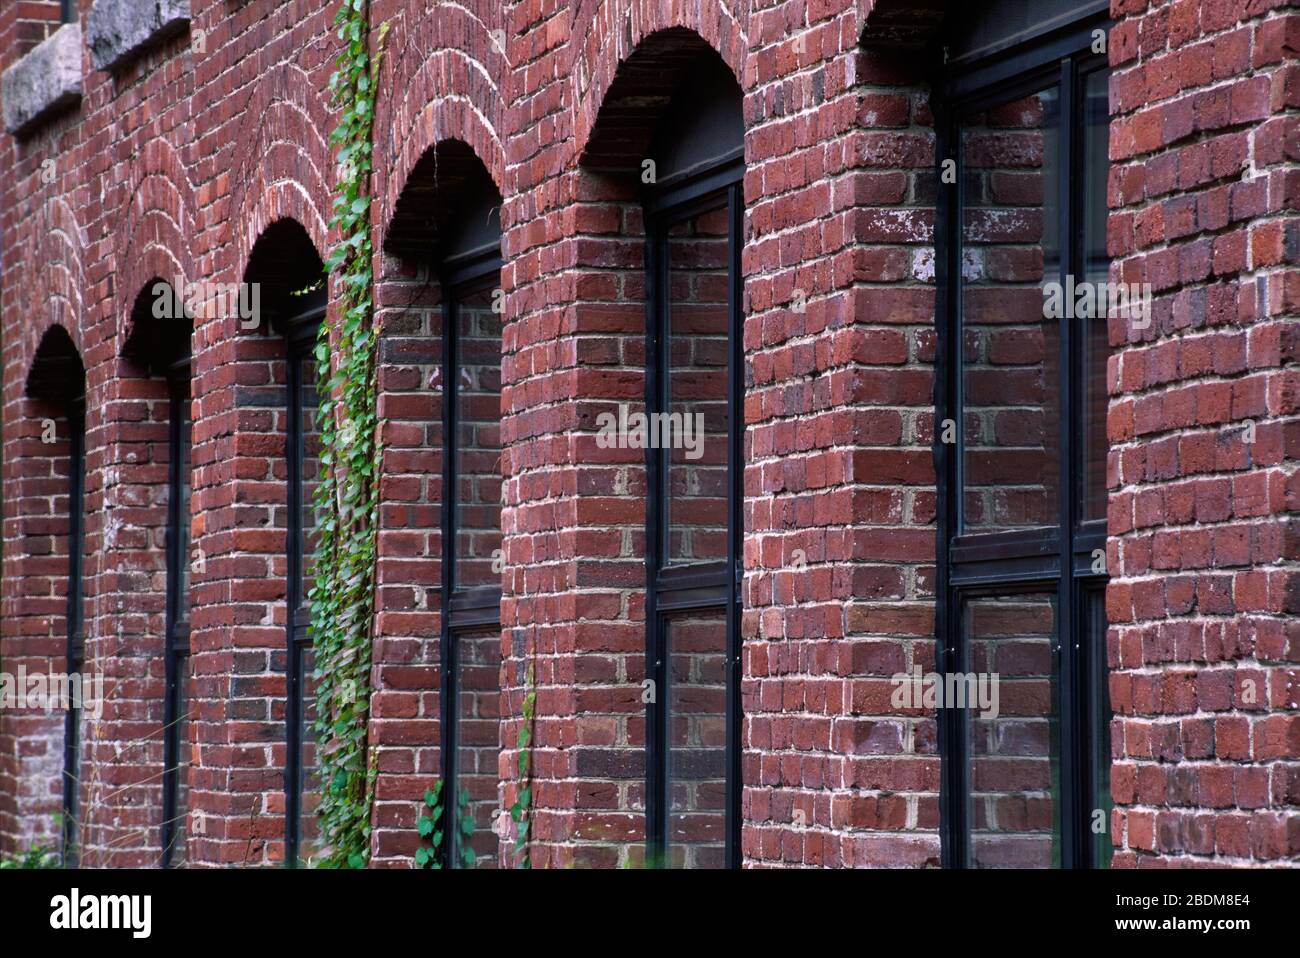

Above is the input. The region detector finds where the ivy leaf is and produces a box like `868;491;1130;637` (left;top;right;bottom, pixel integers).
417;815;433;837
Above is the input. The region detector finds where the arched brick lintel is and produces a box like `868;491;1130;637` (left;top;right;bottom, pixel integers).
570;0;749;167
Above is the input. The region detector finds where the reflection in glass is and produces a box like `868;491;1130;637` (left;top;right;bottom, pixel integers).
298;358;320;603
452;629;502;869
165;656;191;868
296;643;319;861
665;611;728;868
665;207;730;566
1081;68;1112;523
966;593;1060;868
454;285;504;589
165;384;192;868
294;355;321;860
960;86;1061;533
1088;590;1113;868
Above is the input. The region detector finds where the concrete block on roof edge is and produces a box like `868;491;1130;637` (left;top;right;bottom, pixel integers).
2;24;84;136
87;0;191;73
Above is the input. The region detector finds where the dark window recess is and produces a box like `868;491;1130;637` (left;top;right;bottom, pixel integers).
934;9;1112;868
642;57;744;866
440;245;504;870
161;352;192;868
284;288;326;867
62;398;86;867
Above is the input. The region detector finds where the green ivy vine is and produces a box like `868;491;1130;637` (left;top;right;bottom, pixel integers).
309;0;389;869
415;781;477;869
508;663;537;869
415;782;445;868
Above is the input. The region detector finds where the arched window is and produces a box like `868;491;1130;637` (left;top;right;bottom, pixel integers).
284;287;326;866
640;54;744;869
245;220;327;866
123;279;194;867
25;325;86;866
436;150;504;870
162;341;192;868
934;0;1112;868
384;140;506;868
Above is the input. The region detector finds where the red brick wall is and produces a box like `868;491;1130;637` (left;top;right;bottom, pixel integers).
0;390;77;850
0;0;1294;869
741;25;942;868
13;1;67;58
1105;0;1299;865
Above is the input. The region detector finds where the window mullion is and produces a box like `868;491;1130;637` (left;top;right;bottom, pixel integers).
1054;54;1083;870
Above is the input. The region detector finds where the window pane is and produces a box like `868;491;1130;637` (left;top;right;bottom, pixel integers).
452;629;502;869
454;285;503;590
1081;68;1111;523
966;593;1060;868
63;411;86;868
665;206;730;566
665;610;728;868
166;653;191;868
298;358;320;604
296;642;319;863
960;87;1061;533
62;709;80;867
1087;589;1113;868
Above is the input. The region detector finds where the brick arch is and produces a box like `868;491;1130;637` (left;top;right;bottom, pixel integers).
375;0;507;250
569;0;749;164
24;321;86;401
228;61;333;296
116;136;196;355
18;197;86;375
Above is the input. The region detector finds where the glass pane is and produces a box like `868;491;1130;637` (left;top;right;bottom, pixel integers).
966;593;1060;868
665;610;728;868
1081;68;1112;523
452;629;502;869
298;358;320;604
960;86;1061;533
166;653;191;868
665;206;730;566
454;285;503;590
296;642;320;863
62;709;80;867
63;413;86;868
1088;590;1113;868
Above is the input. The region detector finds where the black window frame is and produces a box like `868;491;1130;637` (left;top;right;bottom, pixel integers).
161;352;192;868
642;152;744;869
438;247;504;869
283;288;326;868
60;0;76;24
933;8;1112;869
61;395;86;867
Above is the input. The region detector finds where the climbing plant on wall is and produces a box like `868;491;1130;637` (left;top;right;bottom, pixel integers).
310;0;389;869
